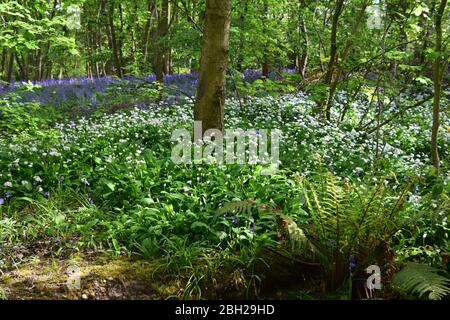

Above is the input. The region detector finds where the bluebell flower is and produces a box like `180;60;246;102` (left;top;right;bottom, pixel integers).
232;214;239;225
44;192;50;198
348;255;356;276
5;192;12;199
0;198;4;205
59;176;65;182
328;239;336;247
250;223;256;232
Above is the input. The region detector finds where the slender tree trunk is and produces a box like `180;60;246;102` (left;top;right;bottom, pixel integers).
153;0;169;82
163;0;171;75
262;59;270;78
431;0;447;175
194;0;232;134
6;50;14;84
16;53;25;80
23;53;29;80
143;1;156;68
321;0;344;120
298;0;309;77
118;3;125;72
1;48;5;76
237;0;248;72
262;0;270;78
96;0;105;77
36;0;58;81
108;0;123;78
36;48;44;81
299;4;309;78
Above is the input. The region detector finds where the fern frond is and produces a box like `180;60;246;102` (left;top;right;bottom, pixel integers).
393;263;450;300
217;200;258;216
217;200;315;256
278;213;310;251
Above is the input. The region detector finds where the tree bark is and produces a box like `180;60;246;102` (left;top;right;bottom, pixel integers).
5;50;14;84
152;0;169;83
36;0;58;81
262;0;270;78
108;0;124;78
297;0;309;77
143;1;156;68
194;0;232;134
321;0;344;120
431;0;447;175
237;0;248;72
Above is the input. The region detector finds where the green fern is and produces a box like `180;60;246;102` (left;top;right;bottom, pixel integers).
217;200;312;252
217;200;260;216
393;263;450;300
294;171;413;291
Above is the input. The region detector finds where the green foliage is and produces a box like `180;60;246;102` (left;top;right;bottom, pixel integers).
0;0;449;300
0;287;6;300
0;0;79;64
0;87;46;134
393;263;450;300
297;169;412;287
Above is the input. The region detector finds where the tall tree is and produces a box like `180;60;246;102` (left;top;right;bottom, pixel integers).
152;0;170;83
321;0;344;120
142;1;156;70
431;0;447;175
194;0;232;134
107;0;124;78
262;0;270;78
296;0;309;77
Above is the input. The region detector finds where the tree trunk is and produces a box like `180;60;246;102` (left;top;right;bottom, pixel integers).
36;0;58;81
118;3;125;72
5;50;14;84
322;0;344;120
237;0;248;72
152;0;169;83
96;0;105;77
142;1;156;68
36;48;44;81
296;0;309;77
262;0;270;78
262;59;270;78
194;0;232;134
1;48;5;76
108;0;123;78
431;0;447;175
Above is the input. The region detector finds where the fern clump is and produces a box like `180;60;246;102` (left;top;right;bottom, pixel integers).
393;263;450;300
295;171;412;289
